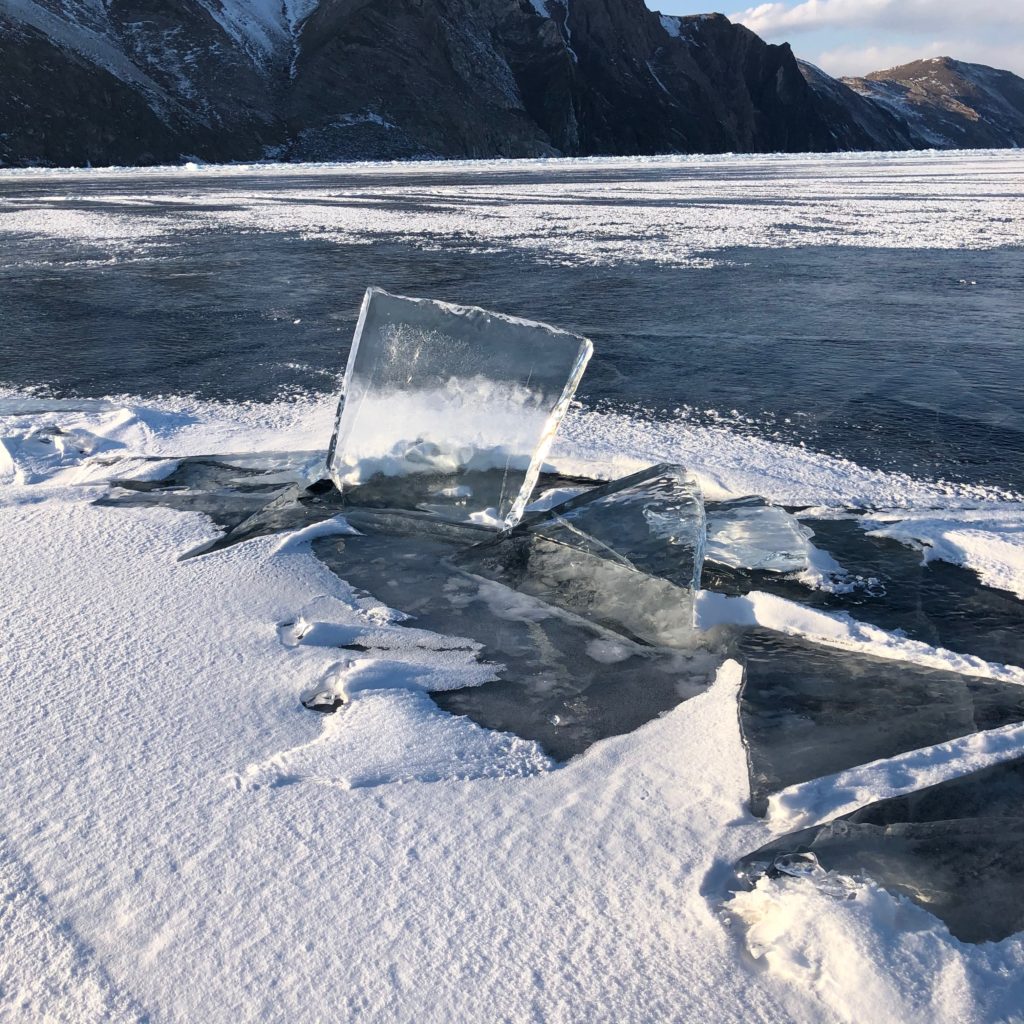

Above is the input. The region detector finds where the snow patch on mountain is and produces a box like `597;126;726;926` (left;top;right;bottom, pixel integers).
660;13;680;38
1;0;177;106
192;0;317;58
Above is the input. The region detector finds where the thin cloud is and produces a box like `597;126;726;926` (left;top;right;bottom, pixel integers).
810;42;949;78
730;0;1024;36
727;1;1024;77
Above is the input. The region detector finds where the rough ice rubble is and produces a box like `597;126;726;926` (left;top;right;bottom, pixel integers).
3;151;1022;270
79;285;1024;817
309;285;1024;965
39;384;1024;820
5;273;1024;1017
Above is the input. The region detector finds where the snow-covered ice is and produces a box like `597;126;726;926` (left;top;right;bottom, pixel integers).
2;149;1022;270
2;386;1024;1021
2;149;1024;1022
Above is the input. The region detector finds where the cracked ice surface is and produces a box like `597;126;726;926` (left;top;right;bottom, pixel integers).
2;148;1024;1020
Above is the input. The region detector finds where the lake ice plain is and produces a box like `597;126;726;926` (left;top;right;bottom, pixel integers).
2;150;1024;1022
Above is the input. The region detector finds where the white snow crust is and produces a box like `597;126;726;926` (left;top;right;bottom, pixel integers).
3;387;1024;1022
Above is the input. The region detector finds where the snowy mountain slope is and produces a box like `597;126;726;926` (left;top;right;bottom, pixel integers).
2;0;1024;167
0;0;283;164
797;60;922;151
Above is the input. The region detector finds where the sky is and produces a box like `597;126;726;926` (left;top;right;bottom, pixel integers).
649;1;1024;78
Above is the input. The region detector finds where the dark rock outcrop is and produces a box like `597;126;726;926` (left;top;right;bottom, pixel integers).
798;59;923;151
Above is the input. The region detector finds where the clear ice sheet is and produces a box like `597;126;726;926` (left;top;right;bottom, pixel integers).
454;464;706;648
327;288;592;526
96;450;1024;806
734;757;1024;943
99;452;719;752
514;463;706;589
95;454;319;530
311;516;722;762
737;630;1024;816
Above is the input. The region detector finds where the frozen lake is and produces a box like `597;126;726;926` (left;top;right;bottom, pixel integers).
2;150;1023;493
2;151;1024;1024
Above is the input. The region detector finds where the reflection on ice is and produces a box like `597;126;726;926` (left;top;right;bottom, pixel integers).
327;288;592;526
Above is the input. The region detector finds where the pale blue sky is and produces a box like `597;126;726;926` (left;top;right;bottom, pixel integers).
647;1;1024;78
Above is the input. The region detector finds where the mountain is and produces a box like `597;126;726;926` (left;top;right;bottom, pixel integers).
796;60;922;151
840;57;1024;149
1;1;1023;167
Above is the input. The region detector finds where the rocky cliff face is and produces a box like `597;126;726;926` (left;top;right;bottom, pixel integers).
1;0;1022;167
797;60;922;151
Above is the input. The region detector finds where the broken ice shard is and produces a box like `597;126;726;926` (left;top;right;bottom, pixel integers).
733;757;1024;943
705;497;812;573
455;464;706;647
738;630;1024;816
326;288;593;526
515;463;706;588
311;515;721;762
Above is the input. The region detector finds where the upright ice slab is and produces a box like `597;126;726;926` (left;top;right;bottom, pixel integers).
456;465;706;648
327;288;593;526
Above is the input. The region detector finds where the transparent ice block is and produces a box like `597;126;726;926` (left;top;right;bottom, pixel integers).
515;463;706;590
705;497;811;573
326;288;593;526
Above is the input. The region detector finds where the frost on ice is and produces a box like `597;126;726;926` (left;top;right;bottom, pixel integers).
705;497;814;574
